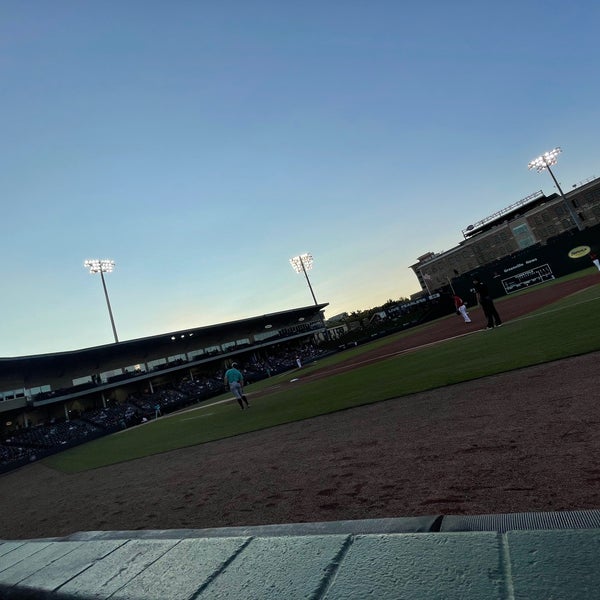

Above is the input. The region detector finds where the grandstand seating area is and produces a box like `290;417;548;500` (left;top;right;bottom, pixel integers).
0;343;329;473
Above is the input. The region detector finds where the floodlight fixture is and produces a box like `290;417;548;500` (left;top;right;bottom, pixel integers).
84;258;119;343
527;147;584;231
289;252;318;305
527;147;562;173
290;253;314;273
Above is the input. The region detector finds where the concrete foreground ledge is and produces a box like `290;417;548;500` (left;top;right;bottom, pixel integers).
2;510;600;599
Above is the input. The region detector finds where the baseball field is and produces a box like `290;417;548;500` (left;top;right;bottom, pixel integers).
1;270;600;540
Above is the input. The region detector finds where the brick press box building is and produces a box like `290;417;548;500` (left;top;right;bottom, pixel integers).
410;175;600;302
0;303;327;438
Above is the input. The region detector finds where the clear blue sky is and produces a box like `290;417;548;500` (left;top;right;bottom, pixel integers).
2;1;599;357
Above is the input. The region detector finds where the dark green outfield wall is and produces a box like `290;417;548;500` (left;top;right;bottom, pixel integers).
448;223;600;302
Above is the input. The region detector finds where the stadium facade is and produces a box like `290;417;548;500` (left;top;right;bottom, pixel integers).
0;304;327;435
410;175;600;299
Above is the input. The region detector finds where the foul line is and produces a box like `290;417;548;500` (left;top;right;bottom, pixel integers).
181;412;215;421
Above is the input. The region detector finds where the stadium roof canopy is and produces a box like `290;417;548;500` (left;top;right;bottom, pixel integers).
0;304;328;384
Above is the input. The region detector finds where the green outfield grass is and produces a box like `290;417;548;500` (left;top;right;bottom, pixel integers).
44;279;600;473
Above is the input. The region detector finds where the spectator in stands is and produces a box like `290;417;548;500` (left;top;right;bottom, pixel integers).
224;362;249;410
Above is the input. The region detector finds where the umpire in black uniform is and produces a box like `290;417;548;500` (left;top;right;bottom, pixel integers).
472;276;503;329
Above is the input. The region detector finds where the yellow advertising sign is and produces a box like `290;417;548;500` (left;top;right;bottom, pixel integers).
568;245;591;259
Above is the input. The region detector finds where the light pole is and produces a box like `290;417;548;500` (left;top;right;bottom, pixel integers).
528;147;584;231
289;253;318;305
84;259;119;343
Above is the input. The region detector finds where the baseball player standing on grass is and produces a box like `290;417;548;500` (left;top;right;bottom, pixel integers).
224;362;249;410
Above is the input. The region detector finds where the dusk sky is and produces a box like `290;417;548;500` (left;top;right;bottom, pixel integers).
2;1;600;357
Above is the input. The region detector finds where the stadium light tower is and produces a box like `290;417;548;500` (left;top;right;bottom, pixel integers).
84;259;119;343
528;147;584;231
289;253;319;305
